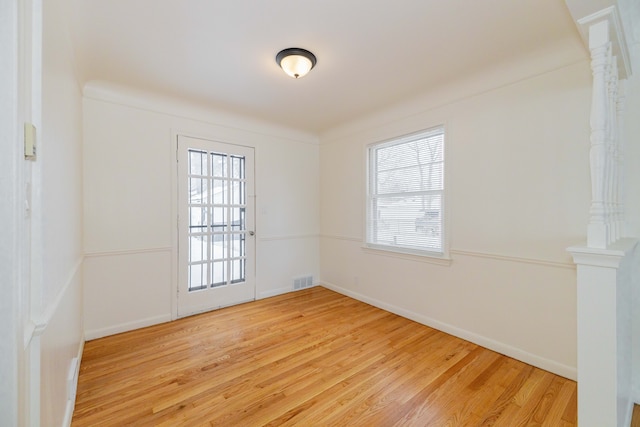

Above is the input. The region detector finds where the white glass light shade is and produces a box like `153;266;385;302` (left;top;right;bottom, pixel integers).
280;55;312;78
276;48;317;79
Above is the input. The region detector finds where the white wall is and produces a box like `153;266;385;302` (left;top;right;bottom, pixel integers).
36;0;85;425
82;84;320;339
319;59;592;379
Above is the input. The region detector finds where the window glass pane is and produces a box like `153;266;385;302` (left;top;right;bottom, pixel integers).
212;179;226;204
188;263;207;291
230;180;245;205
230;208;245;231
230;233;245;258
211;207;226;233
370;195;442;251
230;259;245;284
211;153;227;177
211;233;227;261
189;235;208;263
189;150;207;176
212;261;226;287
230;155;245;179
371;195;442;249
189;206;208;229
376;162;443;194
415;137;444;163
189;178;207;204
376;135;443;172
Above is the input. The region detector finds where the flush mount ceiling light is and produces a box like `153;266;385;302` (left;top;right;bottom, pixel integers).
276;48;317;79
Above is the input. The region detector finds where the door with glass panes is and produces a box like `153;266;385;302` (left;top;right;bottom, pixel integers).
177;135;255;317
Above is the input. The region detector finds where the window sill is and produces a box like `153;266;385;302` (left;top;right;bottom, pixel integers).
362;244;452;266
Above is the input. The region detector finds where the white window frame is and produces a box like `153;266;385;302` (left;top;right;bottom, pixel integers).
365;126;448;259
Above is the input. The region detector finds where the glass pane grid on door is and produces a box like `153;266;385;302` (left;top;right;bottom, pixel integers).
187;149;247;291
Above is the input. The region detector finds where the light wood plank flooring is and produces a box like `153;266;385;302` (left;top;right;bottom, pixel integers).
632;404;640;427
72;287;576;426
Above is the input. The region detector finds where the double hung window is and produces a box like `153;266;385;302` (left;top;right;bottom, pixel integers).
366;126;445;256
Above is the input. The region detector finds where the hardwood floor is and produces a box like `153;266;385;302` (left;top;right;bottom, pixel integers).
632;404;640;427
72;287;576;426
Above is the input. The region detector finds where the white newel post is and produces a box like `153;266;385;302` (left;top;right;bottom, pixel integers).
615;84;626;241
567;5;636;427
587;19;614;249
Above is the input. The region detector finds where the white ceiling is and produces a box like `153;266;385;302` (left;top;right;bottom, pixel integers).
68;0;586;134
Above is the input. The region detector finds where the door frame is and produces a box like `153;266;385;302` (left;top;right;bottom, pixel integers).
171;131;257;319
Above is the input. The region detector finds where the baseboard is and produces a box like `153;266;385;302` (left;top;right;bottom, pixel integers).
257;286;294;299
61;337;84;427
85;314;172;341
257;283;319;300
321;281;577;381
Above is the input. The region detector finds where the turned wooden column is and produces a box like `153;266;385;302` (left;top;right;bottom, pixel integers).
587;19;614;248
